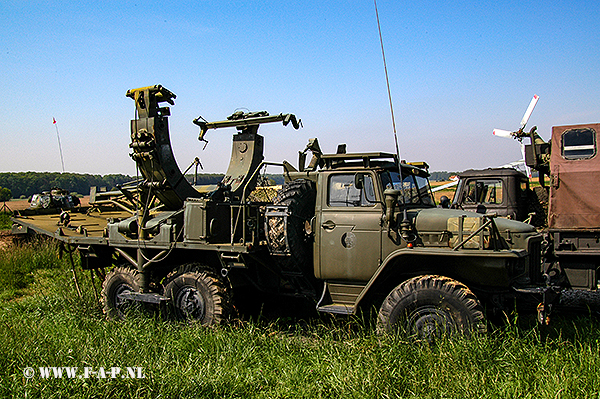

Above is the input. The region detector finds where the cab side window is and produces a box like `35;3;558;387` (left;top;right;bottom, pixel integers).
328;174;375;207
519;179;529;199
464;179;503;205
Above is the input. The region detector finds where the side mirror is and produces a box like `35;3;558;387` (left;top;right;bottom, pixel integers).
384;188;400;224
354;173;364;190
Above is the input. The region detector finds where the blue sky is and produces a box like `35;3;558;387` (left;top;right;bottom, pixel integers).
1;0;599;175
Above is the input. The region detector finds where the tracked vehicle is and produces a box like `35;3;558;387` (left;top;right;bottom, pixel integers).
12;85;560;339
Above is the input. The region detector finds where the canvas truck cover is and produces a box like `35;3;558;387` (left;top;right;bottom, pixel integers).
549;123;600;230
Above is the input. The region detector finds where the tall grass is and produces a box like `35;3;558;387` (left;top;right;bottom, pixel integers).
0;240;599;398
0;238;69;301
0;212;12;230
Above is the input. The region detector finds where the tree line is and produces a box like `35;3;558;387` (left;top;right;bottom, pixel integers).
428;171;460;182
0;170;453;200
0;172;134;198
0;172;286;199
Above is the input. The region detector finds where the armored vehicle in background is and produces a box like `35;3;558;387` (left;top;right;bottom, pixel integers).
27;188;81;213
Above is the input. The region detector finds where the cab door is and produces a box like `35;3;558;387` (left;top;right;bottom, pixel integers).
315;172;383;281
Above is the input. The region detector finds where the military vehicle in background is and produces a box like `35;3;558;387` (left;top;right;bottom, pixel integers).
450;168;537;223
27;188;81;213
11;85;587;340
452;111;600;293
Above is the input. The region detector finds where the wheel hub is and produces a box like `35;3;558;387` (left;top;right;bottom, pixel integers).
408;307;456;339
115;284;134;309
175;286;205;320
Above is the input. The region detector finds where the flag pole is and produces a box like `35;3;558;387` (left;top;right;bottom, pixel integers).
53;117;65;173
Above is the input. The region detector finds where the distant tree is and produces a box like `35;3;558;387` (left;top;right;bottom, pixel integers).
0;172;134;198
0;187;11;202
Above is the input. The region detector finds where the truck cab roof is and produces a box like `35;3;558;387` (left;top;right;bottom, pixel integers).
320;152;430;178
459;168;527;179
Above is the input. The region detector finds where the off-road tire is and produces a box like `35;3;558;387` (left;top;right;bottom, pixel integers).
267;179;316;270
101;266;142;320
163;264;232;325
377;275;486;340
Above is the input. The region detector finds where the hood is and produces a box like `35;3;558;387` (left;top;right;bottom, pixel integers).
413;207;537;234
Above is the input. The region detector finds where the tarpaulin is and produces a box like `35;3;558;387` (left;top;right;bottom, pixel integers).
549;123;600;230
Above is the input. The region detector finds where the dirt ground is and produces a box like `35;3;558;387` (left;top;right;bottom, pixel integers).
0;232;12;250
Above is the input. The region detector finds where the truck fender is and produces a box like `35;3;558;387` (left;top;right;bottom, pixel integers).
355;247;522;309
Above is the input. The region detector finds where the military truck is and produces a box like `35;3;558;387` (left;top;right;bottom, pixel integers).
451;168;546;226
12;85;559;339
451;123;600;292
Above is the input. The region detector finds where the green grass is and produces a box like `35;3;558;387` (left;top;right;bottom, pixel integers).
0;238;67;301
0;241;599;398
0;212;12;230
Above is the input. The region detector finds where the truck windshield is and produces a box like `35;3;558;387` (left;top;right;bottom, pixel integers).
380;171;435;207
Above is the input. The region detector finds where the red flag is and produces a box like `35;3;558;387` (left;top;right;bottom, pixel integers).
53;117;57;124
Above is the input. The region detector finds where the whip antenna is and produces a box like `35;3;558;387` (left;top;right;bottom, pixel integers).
374;0;415;244
52;117;66;173
374;0;400;161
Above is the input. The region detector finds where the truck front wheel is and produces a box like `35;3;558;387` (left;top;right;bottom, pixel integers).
163;264;231;325
377;275;486;340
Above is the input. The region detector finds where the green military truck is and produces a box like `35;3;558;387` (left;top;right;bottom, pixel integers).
12;86;558;339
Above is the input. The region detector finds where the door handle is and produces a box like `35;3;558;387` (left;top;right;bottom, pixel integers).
321;220;336;230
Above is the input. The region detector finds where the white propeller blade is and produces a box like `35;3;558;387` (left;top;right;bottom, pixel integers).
492;129;514;138
520;94;539;129
493;94;539;138
519;142;532;178
431;180;458;193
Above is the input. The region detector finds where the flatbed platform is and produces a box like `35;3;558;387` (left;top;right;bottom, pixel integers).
11;208;130;245
11;207;257;254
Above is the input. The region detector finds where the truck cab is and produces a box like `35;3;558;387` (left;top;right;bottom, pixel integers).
451;168;531;222
313;153;435;282
275;148;542;324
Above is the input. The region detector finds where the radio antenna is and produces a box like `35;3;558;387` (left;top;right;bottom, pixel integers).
374;0;415;244
374;0;400;162
52;117;66;173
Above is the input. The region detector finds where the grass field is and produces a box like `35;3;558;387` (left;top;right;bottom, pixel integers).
1;215;600;398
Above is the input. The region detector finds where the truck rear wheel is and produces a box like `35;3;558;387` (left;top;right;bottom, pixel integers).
377;275;486;340
101;266;142;320
163;264;231;325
